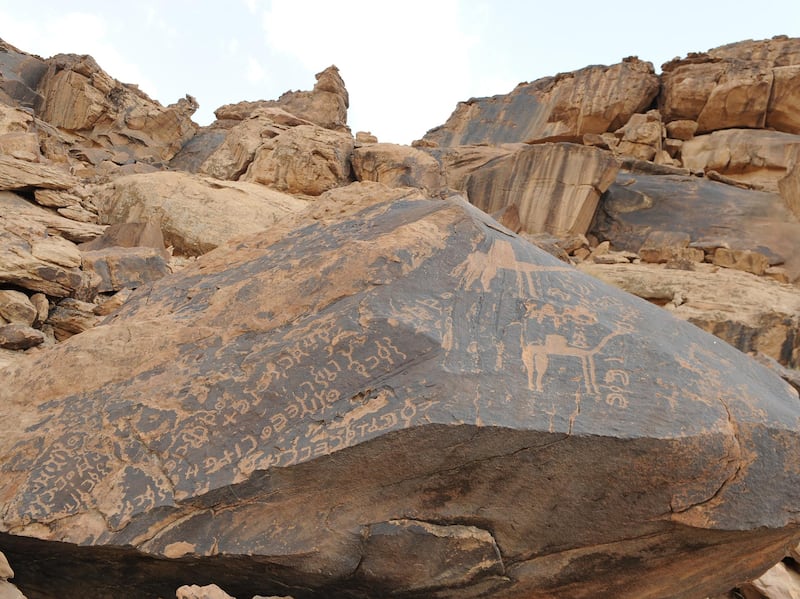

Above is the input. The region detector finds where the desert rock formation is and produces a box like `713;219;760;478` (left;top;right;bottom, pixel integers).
1;33;800;599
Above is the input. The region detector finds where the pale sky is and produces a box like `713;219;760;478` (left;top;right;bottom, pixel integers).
1;1;799;144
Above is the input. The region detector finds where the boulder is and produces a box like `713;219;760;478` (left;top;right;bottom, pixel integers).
175;584;235;599
713;247;771;276
639;230;703;264
192;109;315;181
0;291;36;327
591;171;800;281
578;261;800;368
93;171;309;256
0;195;95;297
660;37;800;135
679;129;800;191
45;298;102;341
423;57;659;146
0;155;76;191
81;247;170;293
1;196;800;599
242;124;354;196
352;143;443;195
465;143;619;235
0;323;44;350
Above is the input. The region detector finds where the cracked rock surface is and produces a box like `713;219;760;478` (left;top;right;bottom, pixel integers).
1;196;799;598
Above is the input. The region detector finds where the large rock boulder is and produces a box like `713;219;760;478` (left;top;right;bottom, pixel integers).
465;143;619;235
1;196;800;599
423;57;659;146
241;124;354;196
660;36;800;135
679;129;800;191
93;171;309;255
352;143;443;195
591;170;800;280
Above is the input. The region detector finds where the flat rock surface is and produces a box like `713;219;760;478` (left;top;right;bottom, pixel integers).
1;196;799;599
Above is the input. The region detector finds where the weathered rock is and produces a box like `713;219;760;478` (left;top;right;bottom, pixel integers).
81;247;170;292
0;155;76;191
0;550;13;579
0;291;36;327
0;38;48;109
740;561;800;599
78;221;168;258
779;149;800;219
0;198;93;297
0;323;44;350
352;143;443;195
186;108;316;181
591;171;800;281
660;37;800;135
212;66;348;132
175;584;235;599
639;230;704;264
578;261;800;367
423;144;523;191
424;57;659;146
355;131;377;144
1;191;105;244
94;172;308;256
680;129;800;191
357;519;502;593
35;53;198;163
666;119;699;141
613;110;665;161
45;298;101;341
29;293;48;326
242;124;354;196
1;196;800;599
0;579;26;599
713;247;771;275
465;143;619;235
751;353;800;395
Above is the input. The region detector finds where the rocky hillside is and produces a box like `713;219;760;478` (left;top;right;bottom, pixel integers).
0;35;800;599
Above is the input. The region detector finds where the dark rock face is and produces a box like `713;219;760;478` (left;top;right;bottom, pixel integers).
1;197;799;598
591;170;800;279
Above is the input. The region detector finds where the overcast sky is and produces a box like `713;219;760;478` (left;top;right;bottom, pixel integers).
2;1;799;144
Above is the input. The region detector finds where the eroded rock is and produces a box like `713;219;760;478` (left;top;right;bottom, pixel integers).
1;196;799;599
93;171;309;256
424;57;659;146
465;143;619;235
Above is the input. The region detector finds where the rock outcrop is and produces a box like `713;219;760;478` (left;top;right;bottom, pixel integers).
464;143;619;235
2;32;800;599
93;171;309;255
423;57;659;146
2;196;800;599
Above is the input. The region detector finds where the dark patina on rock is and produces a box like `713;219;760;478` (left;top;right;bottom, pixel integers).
1;196;799;598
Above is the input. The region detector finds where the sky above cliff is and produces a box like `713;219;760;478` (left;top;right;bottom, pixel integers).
1;0;799;144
